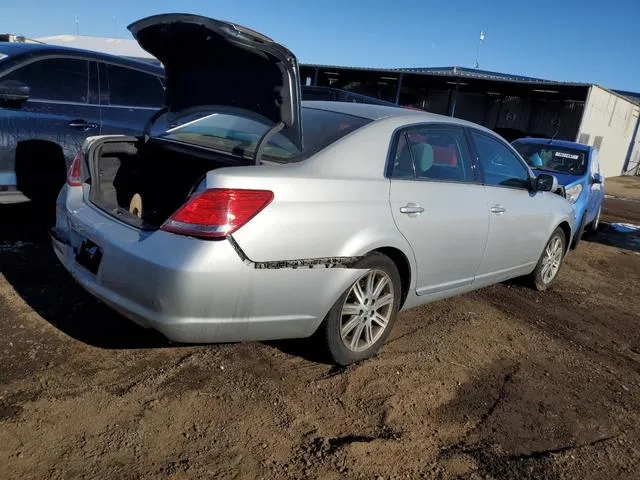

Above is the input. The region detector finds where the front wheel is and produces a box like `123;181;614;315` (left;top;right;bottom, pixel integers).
530;228;566;291
319;253;401;365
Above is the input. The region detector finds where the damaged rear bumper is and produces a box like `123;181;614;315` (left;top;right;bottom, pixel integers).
52;186;363;343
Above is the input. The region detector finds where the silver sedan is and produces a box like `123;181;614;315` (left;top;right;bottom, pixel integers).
51;14;575;364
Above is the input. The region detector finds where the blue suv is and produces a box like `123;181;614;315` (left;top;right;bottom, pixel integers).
0;41;165;207
512;137;605;248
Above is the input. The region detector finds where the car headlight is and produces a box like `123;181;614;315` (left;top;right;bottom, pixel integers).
565;184;583;204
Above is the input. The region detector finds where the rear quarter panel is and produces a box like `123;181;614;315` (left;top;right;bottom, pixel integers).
207;116;418;272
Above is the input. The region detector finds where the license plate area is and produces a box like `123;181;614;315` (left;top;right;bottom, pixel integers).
75;238;103;274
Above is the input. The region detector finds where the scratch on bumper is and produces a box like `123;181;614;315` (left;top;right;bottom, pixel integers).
227;236;361;269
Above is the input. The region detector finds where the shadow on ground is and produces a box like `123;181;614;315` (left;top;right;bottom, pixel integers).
583;223;640;254
1;202;172;349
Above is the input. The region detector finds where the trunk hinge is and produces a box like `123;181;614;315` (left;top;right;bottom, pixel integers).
142;107;168;143
253;121;285;165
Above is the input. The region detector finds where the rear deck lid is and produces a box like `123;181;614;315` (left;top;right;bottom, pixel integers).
128;13;303;149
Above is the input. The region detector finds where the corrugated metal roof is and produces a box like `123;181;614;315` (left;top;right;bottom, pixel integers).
302;63;590;87
614;89;640;103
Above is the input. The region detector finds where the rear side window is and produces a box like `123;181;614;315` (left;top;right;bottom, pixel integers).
105;64;164;108
160;107;371;162
391;124;474;182
471;130;530;189
2;58;88;103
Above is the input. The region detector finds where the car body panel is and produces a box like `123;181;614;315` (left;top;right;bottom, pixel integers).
390;181;489;295
475;187;551;282
53;183;365;342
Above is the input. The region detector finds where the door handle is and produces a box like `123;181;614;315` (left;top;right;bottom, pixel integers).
68;120;99;131
400;204;424;215
491;205;506;214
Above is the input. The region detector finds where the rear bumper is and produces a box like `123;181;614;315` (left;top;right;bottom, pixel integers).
52;186;362;343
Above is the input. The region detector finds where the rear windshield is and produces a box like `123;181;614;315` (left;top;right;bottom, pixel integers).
159;107;371;163
512;141;588;176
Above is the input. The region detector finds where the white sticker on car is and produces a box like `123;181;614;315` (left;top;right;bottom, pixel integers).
555;152;579;159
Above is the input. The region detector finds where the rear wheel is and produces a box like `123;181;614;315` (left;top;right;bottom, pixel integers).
530;228;566;291
320;253;401;365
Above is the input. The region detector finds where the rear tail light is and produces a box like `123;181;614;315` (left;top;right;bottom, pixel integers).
67;151;83;186
161;188;274;239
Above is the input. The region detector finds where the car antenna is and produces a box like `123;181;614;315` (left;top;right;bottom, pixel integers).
253;121;285;165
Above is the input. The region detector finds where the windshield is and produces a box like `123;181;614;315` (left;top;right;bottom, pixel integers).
512;141;588;176
159;107;371;163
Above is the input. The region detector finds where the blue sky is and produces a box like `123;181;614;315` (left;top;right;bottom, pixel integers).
2;0;639;91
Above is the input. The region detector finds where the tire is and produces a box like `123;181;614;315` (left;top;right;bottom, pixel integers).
319;253;401;365
588;205;602;234
530;227;566;292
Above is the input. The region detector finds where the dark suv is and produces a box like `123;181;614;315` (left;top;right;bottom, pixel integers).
0;41;164;205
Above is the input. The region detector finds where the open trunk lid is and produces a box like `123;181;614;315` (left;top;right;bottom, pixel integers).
128;13;303;150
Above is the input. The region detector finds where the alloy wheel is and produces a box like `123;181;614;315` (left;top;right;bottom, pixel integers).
541;235;563;284
340;270;394;352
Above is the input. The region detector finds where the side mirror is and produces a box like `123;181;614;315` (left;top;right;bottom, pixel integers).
593;173;603;184
535;173;559;192
0;80;30;105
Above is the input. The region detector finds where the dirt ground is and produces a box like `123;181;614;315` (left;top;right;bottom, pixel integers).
1;192;639;479
604;175;640;201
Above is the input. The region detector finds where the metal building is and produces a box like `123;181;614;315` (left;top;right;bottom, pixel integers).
300;65;640;178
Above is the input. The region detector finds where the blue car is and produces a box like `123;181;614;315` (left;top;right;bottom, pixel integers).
512;137;605;248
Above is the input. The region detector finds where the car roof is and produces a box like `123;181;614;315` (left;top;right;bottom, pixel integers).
302;100;493;130
513;137;591;151
0;41;163;74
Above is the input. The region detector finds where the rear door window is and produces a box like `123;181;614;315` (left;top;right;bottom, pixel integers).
2;57;89;103
391;124;474;182
105;63;164;108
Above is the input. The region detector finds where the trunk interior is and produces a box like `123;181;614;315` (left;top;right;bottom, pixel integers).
88;138;245;229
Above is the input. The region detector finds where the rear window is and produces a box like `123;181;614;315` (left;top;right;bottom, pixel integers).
512;141;588;176
159;107;371;162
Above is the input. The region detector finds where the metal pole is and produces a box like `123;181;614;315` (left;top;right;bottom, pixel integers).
313;67;319;86
622;109;640;174
449;81;459;117
474;31;485;69
394;73;403;105
494;94;504;129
